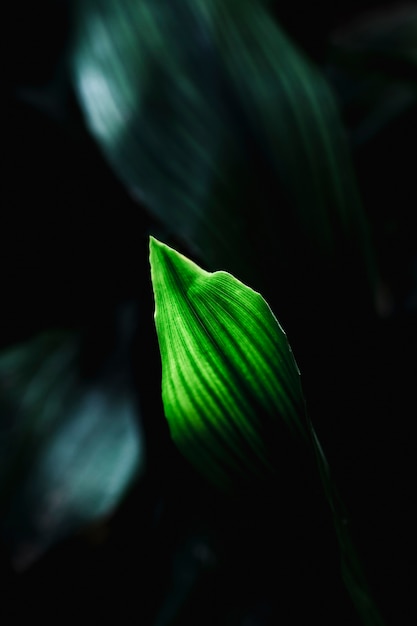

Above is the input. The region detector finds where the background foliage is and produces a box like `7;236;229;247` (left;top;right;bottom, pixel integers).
2;1;416;624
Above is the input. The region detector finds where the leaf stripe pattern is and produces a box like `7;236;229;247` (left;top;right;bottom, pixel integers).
150;237;308;490
150;236;387;624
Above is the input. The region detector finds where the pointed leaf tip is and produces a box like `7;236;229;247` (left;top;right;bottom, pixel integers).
150;236;212;323
149;237;308;491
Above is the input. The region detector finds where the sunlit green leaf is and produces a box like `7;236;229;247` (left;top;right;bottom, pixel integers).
0;321;144;569
149;236;308;491
150;236;386;625
71;0;377;297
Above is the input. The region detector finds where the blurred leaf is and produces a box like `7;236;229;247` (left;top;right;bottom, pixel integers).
0;310;144;569
310;429;385;626
150;236;386;625
330;3;417;63
153;529;218;626
70;0;377;299
325;3;417;144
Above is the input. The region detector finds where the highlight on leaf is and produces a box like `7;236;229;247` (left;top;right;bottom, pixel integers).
149;235;309;491
149;236;386;626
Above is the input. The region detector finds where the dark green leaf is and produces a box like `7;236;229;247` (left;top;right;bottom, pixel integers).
0;321;144;569
71;0;377;297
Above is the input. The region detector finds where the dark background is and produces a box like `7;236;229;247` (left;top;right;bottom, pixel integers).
2;2;416;625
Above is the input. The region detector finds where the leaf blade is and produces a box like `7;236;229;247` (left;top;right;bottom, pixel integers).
150;236;308;491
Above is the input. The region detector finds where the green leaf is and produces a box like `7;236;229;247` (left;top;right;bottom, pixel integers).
149;236;386;625
71;0;377;297
0;320;144;569
150;235;309;491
